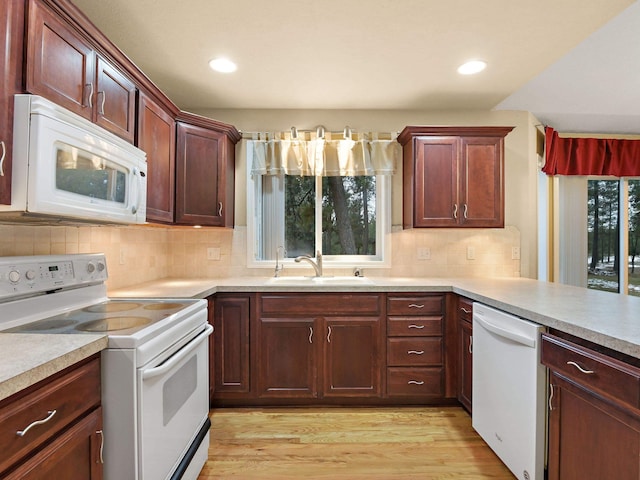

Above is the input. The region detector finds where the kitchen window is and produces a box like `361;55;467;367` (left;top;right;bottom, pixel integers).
549;176;640;296
246;138;393;268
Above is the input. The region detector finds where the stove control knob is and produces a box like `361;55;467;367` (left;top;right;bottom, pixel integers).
25;269;36;281
97;262;105;272
8;270;20;283
87;262;96;273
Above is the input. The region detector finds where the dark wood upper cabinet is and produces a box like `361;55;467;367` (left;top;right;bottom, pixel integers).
26;0;136;142
175;113;240;227
137;92;176;224
398;126;514;228
0;0;25;205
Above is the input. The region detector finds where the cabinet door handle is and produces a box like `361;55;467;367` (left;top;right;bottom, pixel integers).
97;91;106;115
309;326;313;344
408;350;424;355
408;380;424;385
463;203;468;219
0;140;5;176
408;304;424;309
327;326;332;343
548;383;554;411
85;83;94;108
460;307;471;314
469;336;473;354
97;429;104;463
453;203;458;219
218;202;223;216
408;324;425;329
16;410;57;437
566;361;594;374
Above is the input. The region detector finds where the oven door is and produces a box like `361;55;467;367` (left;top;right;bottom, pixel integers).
137;323;212;480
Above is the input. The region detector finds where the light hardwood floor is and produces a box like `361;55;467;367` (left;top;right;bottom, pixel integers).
197;406;516;479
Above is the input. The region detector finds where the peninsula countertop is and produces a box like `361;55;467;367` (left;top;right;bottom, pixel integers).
109;275;640;360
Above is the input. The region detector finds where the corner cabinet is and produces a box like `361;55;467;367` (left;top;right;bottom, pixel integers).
137;92;176;223
542;332;640;480
175;113;241;227
0;0;25;205
398;126;514;228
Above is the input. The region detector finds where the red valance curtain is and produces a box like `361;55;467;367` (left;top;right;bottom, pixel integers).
543;127;640;176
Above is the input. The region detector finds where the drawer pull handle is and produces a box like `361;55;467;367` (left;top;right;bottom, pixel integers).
97;429;104;463
408;380;424;385
17;410;57;437
461;307;471;314
408;350;424;355
408;324;425;329
567;361;594;374
408;304;424;309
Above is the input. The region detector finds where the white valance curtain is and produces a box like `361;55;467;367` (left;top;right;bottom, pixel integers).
251;131;400;177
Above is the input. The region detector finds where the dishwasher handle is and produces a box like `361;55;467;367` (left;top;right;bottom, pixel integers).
473;312;536;348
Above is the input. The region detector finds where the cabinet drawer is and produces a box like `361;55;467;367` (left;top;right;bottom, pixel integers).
387;338;442;366
458;297;473;322
387;367;444;397
387;316;442;336
387;295;443;316
0;357;101;474
260;294;381;316
542;334;640;411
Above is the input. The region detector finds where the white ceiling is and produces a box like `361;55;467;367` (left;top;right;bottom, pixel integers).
71;0;637;133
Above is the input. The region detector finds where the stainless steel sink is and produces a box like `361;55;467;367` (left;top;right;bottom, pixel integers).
265;276;374;286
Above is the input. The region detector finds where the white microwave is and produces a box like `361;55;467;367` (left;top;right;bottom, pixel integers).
0;95;147;224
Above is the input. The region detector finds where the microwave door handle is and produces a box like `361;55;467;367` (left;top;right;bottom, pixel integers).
131;168;142;215
141;324;213;380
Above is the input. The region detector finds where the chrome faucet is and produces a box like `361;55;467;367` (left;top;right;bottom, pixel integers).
294;250;323;277
274;246;284;277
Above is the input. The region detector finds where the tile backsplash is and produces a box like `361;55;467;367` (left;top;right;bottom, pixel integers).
0;224;520;290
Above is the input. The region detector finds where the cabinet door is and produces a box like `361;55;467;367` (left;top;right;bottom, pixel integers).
0;0;24;205
137;92;176;223
412;137;458;227
4;407;103;480
94;56;136;142
257;318;317;398
175;122;228;226
459;136;504;227
323;317;382;398
26;0;94;119
548;373;640;480
458;319;472;412
212;296;251;394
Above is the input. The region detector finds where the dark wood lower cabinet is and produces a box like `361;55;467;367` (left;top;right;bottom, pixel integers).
257;318;318;398
543;332;640;480
548;373;640;480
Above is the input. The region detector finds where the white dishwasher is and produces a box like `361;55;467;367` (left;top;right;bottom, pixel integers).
472;303;547;480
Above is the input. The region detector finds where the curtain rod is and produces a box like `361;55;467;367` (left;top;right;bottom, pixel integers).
240;126;400;139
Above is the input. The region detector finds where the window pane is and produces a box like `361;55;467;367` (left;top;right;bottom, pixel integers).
284;176;315;257
629;180;640;296
321;176;376;255
587;180;620;293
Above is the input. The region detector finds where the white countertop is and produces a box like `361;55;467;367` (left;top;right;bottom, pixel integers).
110;275;640;360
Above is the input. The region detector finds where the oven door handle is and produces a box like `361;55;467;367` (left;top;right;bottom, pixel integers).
141;324;213;380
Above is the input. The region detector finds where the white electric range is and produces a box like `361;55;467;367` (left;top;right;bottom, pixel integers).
0;253;212;480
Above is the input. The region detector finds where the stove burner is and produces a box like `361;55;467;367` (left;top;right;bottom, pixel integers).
8;319;78;331
142;303;184;311
76;316;151;332
83;302;142;313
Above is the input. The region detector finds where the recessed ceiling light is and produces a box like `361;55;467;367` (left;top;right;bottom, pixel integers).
209;58;237;73
457;60;487;75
